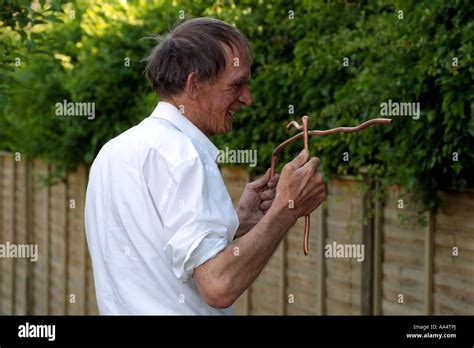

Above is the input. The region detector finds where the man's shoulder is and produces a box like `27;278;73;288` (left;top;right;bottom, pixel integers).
99;117;200;167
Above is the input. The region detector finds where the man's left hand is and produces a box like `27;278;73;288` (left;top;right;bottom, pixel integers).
235;169;279;238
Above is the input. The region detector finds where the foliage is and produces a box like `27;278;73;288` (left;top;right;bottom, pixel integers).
0;0;472;210
0;0;65;97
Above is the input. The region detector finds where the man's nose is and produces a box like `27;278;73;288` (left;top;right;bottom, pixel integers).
239;85;253;106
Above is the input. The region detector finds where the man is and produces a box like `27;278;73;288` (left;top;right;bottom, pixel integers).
85;17;326;315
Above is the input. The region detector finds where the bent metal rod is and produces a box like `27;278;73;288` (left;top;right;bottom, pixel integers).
270;117;393;255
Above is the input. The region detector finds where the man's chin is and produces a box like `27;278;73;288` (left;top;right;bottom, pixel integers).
214;120;233;135
213;126;232;135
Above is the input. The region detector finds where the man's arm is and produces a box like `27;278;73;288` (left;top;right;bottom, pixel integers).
194;201;294;308
193;150;326;308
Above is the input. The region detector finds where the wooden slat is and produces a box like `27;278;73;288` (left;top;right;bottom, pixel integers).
49;172;67;314
360;171;373;315
26;160;34;314
326;297;359;315
250;281;279;315
220;166;248;208
382;283;424;304
233;290;248;315
434;233;474;250
433;291;473;315
434;256;474;278
373;183;383;314
382;277;424;305
318;204;327;315
285;287;317;310
14;158;29;314
278;237;287;315
31;160;49;314
84;166;99;315
85;247;99;315
382;298;421;315
286;273;318;298
1;155;15;314
287;301;318;315
325;260;362;285
66;165;87;314
433;273;474;304
326;274;361;302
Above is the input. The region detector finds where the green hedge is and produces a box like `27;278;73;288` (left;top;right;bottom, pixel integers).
1;0;473;209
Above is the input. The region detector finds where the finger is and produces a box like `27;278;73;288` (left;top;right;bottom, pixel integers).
260;188;276;200
260;200;273;211
267;174;279;188
301;157;321;173
288;149;309;171
247;169;270;189
316;172;324;182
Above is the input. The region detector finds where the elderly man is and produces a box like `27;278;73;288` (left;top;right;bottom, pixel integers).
85;17;326;315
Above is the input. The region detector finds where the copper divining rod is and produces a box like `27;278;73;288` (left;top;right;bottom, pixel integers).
270;117;393;255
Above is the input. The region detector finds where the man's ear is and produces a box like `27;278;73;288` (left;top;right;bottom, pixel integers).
184;72;200;99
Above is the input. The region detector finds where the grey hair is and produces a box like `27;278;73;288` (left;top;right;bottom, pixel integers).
143;17;253;99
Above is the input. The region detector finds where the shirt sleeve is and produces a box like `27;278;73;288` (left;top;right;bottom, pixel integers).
144;148;232;282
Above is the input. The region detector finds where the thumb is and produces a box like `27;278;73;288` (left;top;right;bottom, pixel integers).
289;149;309;171
247;169;271;189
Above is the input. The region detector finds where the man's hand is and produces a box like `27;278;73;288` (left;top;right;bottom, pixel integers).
273;149;326;223
235;169;279;238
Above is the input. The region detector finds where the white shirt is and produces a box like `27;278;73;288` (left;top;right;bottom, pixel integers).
85;101;239;315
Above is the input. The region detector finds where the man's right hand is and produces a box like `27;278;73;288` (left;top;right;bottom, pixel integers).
273;149;327;224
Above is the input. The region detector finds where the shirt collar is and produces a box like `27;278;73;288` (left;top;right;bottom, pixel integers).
149;101;220;161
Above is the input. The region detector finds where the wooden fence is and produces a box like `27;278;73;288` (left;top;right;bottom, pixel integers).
0;152;473;315
224;170;474;315
0;153;97;315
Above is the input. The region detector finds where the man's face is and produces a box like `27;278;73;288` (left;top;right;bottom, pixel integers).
195;44;253;135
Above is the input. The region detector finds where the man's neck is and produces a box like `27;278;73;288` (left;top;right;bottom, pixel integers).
162;97;209;136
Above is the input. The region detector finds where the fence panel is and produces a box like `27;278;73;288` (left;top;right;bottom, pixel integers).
381;187;426;315
433;190;474;314
0;154;472;315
